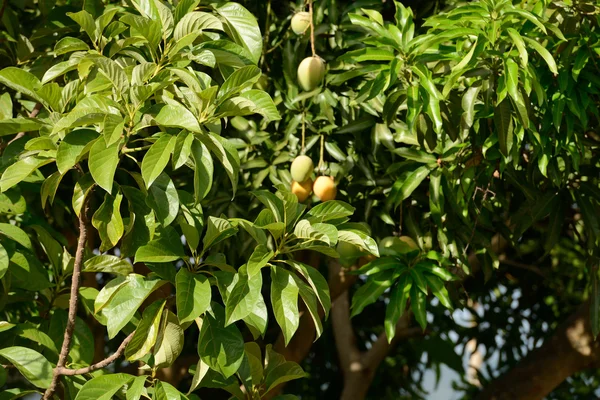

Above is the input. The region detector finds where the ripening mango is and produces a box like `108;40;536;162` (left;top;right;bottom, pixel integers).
291;12;310;35
297;56;325;91
313;176;336;201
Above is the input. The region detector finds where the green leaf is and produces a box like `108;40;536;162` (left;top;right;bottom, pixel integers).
389;165;431;206
0;223;32;250
120;14;161;54
393;148;437;164
104;113;124;146
215;2;262;64
73;173;95;217
147;172;180;227
91;191;124;252
385;274;411;342
68;10;97;42
246;245;274;278
423;273;452;309
191;138;213;202
57;129;99;174
101;274;167;338
0;243;8;279
197;133;240;194
88;138;120;193
351;269;396;317
494;99;512;157
306;201;355;222
176;268;211;324
54;37;90;55
264;358;305;395
126;375;148;400
0;347;52;388
74;373;134;400
0;156;53;193
174;11;222;41
291;275;324;340
154;311;184;368
507;28;528;67
203;216;238;250
225;265;263;325
135;226;185;263
522;37;558;75
84;255;133;275
284;260;331;317
337;230;379;256
142;135;176;188
172;130;194;170
155;103;201;132
217;90;280;121
410;284;427;330
218;65;261;101
0;118;45;136
0;67;44;104
270;266;300;345
197;303;244;378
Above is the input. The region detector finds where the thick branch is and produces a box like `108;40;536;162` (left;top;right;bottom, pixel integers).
58;332;135;376
331;288;361;373
43;204;88;400
476;301;600;400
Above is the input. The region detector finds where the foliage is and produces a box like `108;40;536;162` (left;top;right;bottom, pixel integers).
0;0;600;399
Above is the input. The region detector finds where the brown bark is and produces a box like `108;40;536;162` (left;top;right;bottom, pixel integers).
476;301;600;400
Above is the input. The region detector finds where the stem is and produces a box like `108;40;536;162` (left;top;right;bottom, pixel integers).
43;202;89;400
301;112;306;153
57;332;135;376
318;134;325;174
0;0;7;21
308;0;316;57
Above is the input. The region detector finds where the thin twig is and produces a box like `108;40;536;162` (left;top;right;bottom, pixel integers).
43;202;89;400
0;0;7;21
7;103;42;146
301;112;306;153
318;134;324;173
58;332;135;376
308;0;316;57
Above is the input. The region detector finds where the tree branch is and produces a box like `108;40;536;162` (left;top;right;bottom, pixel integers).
57;332;135;376
43;202;89;400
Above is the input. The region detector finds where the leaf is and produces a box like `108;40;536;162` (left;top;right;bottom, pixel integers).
74;373;134;400
423;273;452;309
264;358;305;395
101;274;167;338
197;133;240;194
215;2;262;64
142;135;176;188
172;130;194;170
218;65;261;101
351;269;396;317
73;173;95;217
0;347;51;388
0;244;8;279
176;268;211;324
337;230;379;256
410;284;427;330
306;201;355;222
135;226;185;263
120;14;161;54
522;37;558;75
389;165;431;206
88;138;120;193
0;223;32;250
155;103;201;132
154;311;184;368
57;129;99;174
291;275;323;340
0;156;53;192
0;67;43;104
147;172;180;227
68;10;97;42
217;90;280;121
494;99;512;157
0;118;45;136
126;375;148;400
270;266;300;345
54;36;90;55
174;11;222;41
47;311;94;365
191;138;213;202
197;303;245;378
203;216;238;250
91;191;124;252
225;265;263;325
83;255;133;275
246;245;273;277
104;113;124;146
385;274;411;342
507;28;528;67
284;260;331;317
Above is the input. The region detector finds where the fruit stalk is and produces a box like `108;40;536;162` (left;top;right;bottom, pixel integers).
308;0;316;57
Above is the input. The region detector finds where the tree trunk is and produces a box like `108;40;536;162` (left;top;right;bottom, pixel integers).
477;302;600;400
